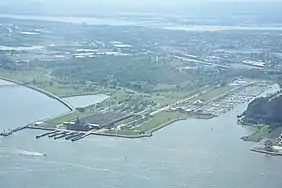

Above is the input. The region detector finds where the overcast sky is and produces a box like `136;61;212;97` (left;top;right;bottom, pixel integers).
1;0;282;15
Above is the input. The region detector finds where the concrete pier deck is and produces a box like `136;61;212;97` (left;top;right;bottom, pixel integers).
251;145;282;156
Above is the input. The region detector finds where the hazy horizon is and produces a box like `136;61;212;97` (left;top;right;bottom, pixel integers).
0;0;282;17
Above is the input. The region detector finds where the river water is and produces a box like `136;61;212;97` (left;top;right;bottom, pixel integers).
0;83;282;188
1;14;282;31
0;85;69;131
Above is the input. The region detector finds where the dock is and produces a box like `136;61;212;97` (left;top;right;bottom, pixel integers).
48;131;65;138
65;132;79;140
0;126;27;137
34;129;87;142
71;132;90;142
36;130;58;139
251;145;282;156
54;132;70;140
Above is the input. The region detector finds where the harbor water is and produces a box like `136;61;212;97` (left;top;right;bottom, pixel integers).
0;82;282;188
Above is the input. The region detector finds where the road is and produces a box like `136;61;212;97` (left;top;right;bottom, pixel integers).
175;56;230;69
150;80;259;116
150;86;218;115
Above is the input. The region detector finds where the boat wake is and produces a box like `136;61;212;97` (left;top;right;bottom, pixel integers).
14;149;46;157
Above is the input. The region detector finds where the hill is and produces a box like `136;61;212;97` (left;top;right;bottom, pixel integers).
242;94;282;124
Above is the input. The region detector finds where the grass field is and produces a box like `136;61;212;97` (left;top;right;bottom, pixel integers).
0;69;44;83
242;125;269;142
41;84;99;98
198;85;233;101
105;129;138;136
0;69;100;97
134;111;184;132
45;112;81;124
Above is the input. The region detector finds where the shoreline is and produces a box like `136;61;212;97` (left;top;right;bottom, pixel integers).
25;116;189;139
251;145;282;156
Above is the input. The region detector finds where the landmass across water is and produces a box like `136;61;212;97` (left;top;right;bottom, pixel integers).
1;15;282;151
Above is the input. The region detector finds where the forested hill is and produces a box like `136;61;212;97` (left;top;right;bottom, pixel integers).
243;94;282;123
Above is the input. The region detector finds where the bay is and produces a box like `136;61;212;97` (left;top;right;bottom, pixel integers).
0;82;282;188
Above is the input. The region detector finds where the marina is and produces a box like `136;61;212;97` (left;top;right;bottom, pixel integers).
2;103;282;188
35;130;58;139
33;129;91;142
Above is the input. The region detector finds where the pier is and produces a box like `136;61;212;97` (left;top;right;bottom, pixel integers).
71;132;91;142
34;129;89;142
54;132;70;140
65;132;79;140
36;130;58;139
49;131;65;138
0;126;27;137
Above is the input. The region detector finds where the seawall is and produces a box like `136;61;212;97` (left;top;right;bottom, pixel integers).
0;77;75;111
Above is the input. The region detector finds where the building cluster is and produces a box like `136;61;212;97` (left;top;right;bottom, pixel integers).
63;111;134;132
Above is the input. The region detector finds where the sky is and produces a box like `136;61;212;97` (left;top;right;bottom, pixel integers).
0;0;282;15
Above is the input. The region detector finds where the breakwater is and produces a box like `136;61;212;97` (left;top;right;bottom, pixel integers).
0;126;27;136
0;77;75;111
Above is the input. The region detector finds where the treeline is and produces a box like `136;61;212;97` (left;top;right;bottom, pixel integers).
43;56;204;93
244;94;282;123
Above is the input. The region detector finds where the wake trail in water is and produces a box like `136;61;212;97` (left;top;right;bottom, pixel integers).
0;147;46;157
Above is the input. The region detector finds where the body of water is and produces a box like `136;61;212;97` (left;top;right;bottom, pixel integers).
0;79;15;86
164;25;282;31
0;81;282;188
1;14;282;31
0;83;69;131
63;94;109;108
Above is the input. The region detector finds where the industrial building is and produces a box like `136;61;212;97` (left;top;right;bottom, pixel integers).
64;118;102;132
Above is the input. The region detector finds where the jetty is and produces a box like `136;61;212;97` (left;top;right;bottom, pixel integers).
71;132;91;142
49;131;65;138
54;132;70;140
65;132;79;140
0;77;75;112
251;145;282;156
36;130;58;139
0;126;27;137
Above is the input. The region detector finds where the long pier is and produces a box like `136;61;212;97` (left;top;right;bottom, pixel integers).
71;133;91;142
36;130;58;139
54;132;69;140
34;129;89;142
0;77;75;111
0;126;27;137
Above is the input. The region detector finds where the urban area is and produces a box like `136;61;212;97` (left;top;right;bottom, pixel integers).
1;15;282;155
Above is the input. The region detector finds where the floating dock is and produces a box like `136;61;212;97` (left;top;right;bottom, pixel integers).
70;133;84;142
36;130;58;139
71;133;90;142
49;131;65;138
54;132;70;140
65;132;79;140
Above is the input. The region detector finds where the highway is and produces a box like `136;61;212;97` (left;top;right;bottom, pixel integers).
175;56;230;69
